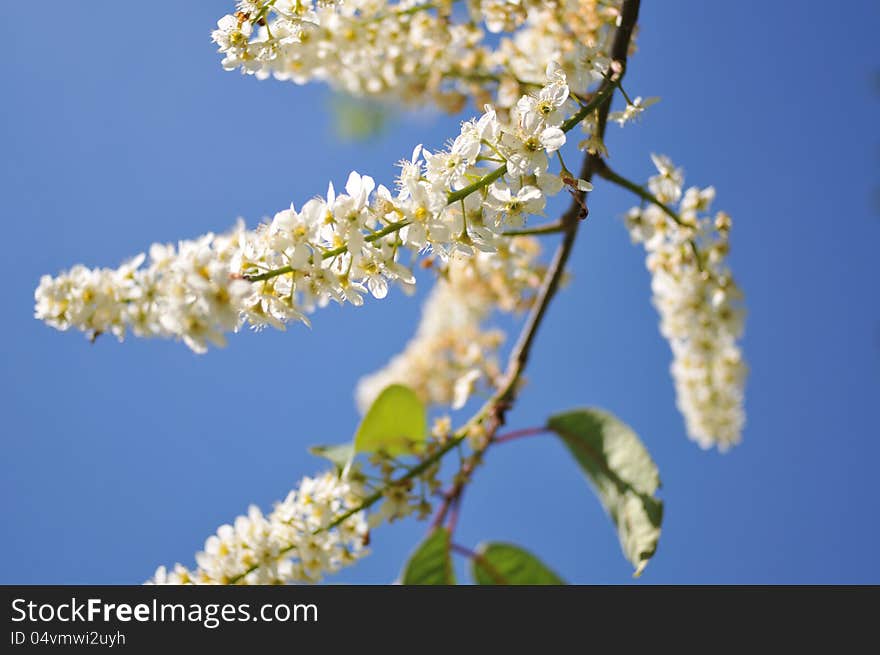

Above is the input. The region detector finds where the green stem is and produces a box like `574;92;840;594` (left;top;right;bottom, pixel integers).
245;266;293;284
502;221;566;237
595;161;685;226
252;0;278;24
323;431;469;533
446;164;507;204
322;219;411;259
560;79;618;132
616;81;635;106
245;219;412;281
595;161;705;269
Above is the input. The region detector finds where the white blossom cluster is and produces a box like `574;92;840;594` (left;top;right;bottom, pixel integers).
624;155;747;450
35;66;582;352
356;236;544;412
149;471;369;584
212;0;618;113
33;227;253;354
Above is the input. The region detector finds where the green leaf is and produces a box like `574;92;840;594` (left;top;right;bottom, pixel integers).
400;528;455;585
354;384;427;456
308;443;355;472
547;408;663;576
471;542;566;585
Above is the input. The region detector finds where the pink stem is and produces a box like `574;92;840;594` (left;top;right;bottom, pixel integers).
492;426;549;445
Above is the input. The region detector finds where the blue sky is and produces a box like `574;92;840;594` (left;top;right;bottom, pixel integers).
2;1;878;584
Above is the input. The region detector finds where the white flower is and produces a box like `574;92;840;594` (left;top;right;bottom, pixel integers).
212;14;254;69
474;106;501;143
516;78;570;127
535;169;566;195
623;207;654;244
400;182;449;249
581;45;611;79
452;369;483;410
424;140;471;191
502;112;566;176
484;184;545;228
396;145;424;199
609;96;659;127
648;153;685;204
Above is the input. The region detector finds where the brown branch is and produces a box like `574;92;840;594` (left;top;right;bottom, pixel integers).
494;0;641;421
431;452;480;530
424;0;642;543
